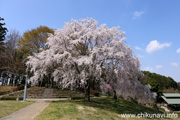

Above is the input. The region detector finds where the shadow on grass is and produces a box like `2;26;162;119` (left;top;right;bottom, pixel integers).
53;97;162;115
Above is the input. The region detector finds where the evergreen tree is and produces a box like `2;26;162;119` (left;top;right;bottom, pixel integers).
0;17;8;51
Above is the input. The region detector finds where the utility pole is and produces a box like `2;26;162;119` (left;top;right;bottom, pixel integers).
23;75;28;102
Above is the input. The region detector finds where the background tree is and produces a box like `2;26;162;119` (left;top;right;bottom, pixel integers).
142;71;180;94
17;26;54;60
0;17;8;80
0;17;8;85
0;30;23;86
0;17;8;51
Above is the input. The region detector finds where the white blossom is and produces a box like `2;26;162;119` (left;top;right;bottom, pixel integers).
26;18;155;103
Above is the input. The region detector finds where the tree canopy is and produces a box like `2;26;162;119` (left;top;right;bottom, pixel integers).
17;26;54;60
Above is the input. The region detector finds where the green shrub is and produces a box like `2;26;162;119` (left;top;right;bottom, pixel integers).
127;97;138;104
90;90;100;97
152;103;159;111
59;96;69;98
0;91;9;96
0;96;23;100
71;96;85;100
17;85;25;91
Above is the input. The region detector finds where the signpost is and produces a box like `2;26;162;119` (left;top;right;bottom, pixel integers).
23;75;28;102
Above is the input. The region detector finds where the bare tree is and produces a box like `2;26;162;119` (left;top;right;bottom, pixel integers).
0;30;23;86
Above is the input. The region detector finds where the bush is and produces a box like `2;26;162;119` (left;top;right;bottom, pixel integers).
71;96;85;100
162;88;180;93
59;96;69;98
152;103;159;111
0;96;23;100
0;91;9;96
17;85;25;91
127;97;138;104
90;90;100;97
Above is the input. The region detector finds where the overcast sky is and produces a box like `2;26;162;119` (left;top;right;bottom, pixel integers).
1;0;180;82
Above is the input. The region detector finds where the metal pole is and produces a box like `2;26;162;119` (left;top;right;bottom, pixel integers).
23;75;28;102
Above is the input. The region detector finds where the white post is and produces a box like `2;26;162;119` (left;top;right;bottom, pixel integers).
23;75;28;102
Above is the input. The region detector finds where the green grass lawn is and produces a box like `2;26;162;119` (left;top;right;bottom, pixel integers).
0;100;34;118
36;97;165;120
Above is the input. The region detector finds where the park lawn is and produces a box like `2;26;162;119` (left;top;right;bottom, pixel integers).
36;97;163;120
0;100;34;118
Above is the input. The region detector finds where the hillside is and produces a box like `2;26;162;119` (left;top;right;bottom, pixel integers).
142;71;180;94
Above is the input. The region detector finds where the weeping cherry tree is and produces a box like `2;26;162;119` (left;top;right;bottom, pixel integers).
26;18;154;102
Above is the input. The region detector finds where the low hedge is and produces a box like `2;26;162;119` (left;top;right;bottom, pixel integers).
58;96;69;98
17;85;25;91
0;91;9;96
71;96;85;100
0;96;23;100
90;90;100;97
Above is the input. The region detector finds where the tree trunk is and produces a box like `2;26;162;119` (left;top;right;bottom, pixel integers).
2;77;5;85
9;74;13;85
50;77;53;88
47;77;49;88
40;80;43;87
5;76;8;85
85;80;90;101
113;89;117;100
92;79;95;90
13;75;16;86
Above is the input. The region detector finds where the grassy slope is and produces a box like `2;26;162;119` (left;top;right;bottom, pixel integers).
8;87;45;98
0;86;18;95
36;97;162;120
52;89;84;98
7;87;83;98
0;101;34;118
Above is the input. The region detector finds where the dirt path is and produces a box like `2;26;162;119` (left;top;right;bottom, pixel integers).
0;100;50;120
